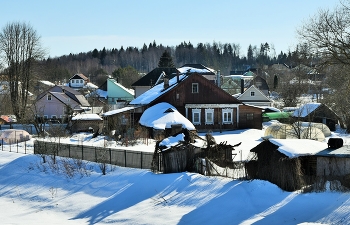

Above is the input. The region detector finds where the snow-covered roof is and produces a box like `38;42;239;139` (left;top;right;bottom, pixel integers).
71;113;102;121
85;82;98;89
264;107;281;112
177;66;215;74
85;89;108;99
39;80;55;86
130;74;187;105
139;102;195;130
292;103;321;117
269;138;327;158
159;133;185;149
102;106;137;117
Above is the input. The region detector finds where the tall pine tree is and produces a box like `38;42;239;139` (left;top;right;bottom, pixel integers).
158;50;175;67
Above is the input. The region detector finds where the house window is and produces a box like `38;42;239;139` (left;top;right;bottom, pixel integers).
47;94;52;100
51;115;57;119
80;80;83;83
205;109;214;125
247;113;254;120
250;91;255;96
192;109;201;125
192;83;199;93
222;108;233;124
44;115;48;120
71;80;75;83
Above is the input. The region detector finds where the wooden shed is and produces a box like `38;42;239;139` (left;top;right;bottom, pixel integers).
70;113;103;134
292;103;339;131
247;138;350;191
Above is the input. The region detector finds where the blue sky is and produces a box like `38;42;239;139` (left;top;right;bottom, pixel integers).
1;0;339;58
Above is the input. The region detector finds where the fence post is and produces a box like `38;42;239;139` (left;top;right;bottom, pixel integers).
1;139;3;151
17;140;18;153
158;153;160;172
95;147;97;162
109;148;112;164
124;150;127;167
140;152;143;169
25;141;26;154
81;144;84;160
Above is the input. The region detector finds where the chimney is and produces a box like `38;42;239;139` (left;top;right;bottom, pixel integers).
216;70;221;87
163;74;169;89
176;71;179;83
241;78;244;94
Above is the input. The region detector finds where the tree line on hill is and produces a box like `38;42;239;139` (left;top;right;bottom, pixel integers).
36;40;301;88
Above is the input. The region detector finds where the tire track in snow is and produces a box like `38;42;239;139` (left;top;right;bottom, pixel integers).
316;197;350;224
239;191;298;225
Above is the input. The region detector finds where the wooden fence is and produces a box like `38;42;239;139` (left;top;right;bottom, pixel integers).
34;141;160;170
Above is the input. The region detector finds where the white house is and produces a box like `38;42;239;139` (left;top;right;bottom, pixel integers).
237;85;272;107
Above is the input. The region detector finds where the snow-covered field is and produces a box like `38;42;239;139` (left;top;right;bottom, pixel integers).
1;125;350;225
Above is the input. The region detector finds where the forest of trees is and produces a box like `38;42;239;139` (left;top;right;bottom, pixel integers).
33;40;303;88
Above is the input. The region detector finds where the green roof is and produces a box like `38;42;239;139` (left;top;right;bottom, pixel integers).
263;112;292;120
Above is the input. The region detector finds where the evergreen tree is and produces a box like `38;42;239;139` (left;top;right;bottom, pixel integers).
100;47;107;65
247;45;254;65
92;48;99;58
158;50;175;67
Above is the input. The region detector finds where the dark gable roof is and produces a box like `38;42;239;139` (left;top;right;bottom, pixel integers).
131;72;242;106
99;80;108;91
247;75;269;90
70;73;89;81
132;67;179;87
36;85;90;107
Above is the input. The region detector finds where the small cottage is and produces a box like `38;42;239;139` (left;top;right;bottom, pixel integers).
292;103;339;131
247;138;350;191
70;113;103;134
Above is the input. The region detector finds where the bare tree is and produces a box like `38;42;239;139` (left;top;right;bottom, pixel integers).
297;1;350;131
0;22;45;122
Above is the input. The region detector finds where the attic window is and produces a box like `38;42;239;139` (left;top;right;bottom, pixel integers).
192;83;199;93
250;91;255;96
47;94;52;100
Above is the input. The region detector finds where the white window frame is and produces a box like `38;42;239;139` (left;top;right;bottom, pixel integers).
250;91;255;96
192;83;199;93
192;109;201;125
47;94;52;100
71;80;75;83
205;108;214;125
51;115;57;119
222;108;233;124
44;115;48;119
